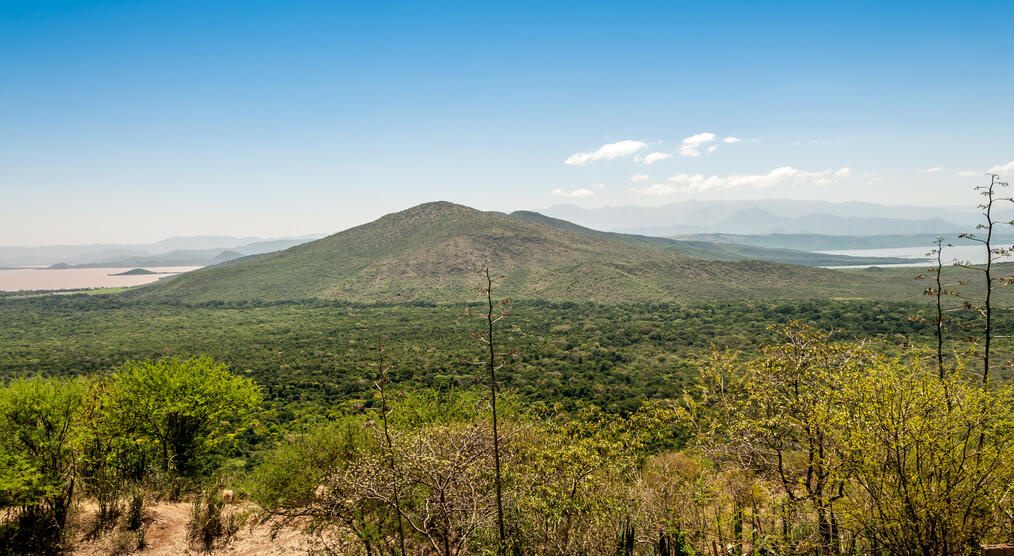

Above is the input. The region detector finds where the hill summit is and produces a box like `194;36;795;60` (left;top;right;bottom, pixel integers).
137;201;890;304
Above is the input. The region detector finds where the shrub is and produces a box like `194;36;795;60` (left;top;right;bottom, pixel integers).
103;357;262;478
0;376;91;553
187;483;240;551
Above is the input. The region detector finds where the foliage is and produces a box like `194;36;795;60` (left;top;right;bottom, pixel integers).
252;388;678;555
692;324;1014;554
9;294;1012;418
0;359;260;553
101;356;262;477
0;376;90;552
826;358;1014;554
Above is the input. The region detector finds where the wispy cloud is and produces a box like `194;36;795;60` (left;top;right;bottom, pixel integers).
565;140;646;165
639;152;672;165
552;187;596;198
679;132;716;157
722;136;742;144
631;166;851;195
629;174;651;183
989;161;1014;175
919;167;943;174
630;183;683;195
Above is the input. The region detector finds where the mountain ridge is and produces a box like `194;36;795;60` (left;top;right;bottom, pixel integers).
542;199;982;236
507;211;921;266
132;201;911;304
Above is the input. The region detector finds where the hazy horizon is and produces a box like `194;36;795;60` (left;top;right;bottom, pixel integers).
0;196;992;248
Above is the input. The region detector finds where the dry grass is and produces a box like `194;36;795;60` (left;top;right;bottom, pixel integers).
70;501;309;555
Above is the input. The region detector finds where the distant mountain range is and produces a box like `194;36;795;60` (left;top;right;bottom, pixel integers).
8;199;993;269
508;212;920;267
130;202;920;305
542;199;994;236
674;232;1014;251
0;235;326;267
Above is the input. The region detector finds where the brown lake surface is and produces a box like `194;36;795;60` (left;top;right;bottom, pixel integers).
0;266;202;292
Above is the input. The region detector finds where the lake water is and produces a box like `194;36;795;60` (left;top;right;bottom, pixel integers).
821;244;1014;268
0;266;202;292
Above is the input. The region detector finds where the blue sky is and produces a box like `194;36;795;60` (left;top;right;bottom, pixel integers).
2;1;1013;244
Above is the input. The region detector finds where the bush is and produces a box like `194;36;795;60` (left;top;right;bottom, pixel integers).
187;483;241;551
103;357;262;478
0;377;91;553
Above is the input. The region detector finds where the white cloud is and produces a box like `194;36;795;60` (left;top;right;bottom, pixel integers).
679;132;717;157
919;167;943;174
706;145;718;154
630;183;681;195
640;152;672;164
989;161;1014;175
552;187;596;198
722;136;742;144
631;166;851;195
629;174;651;183
957;170;982;177
565;140;646;165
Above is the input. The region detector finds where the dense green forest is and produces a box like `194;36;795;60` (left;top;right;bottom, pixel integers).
6;294;1010;413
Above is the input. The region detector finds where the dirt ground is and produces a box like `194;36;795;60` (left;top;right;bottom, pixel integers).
70;501;312;555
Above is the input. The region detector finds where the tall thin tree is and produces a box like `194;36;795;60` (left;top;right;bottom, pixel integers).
916;237;960;378
955;174;1013;384
466;268;510;549
371;338;407;556
931;237;947;376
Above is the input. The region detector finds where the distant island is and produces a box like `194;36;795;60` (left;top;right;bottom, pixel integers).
108;268;166;276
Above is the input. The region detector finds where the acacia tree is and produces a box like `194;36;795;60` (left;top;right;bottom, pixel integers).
509;402;677;555
826;356;1014;555
252;390;503;556
695;323;875;554
0;377;91;551
104;357;261;477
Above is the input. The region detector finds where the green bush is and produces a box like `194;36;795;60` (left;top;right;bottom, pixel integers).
102;356;262;478
0;376;90;553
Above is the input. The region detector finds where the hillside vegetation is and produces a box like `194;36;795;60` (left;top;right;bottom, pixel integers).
135;202;920;304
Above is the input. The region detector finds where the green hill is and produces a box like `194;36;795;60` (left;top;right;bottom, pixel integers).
109;268;158;276
134;201;914;304
508;211;920;266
